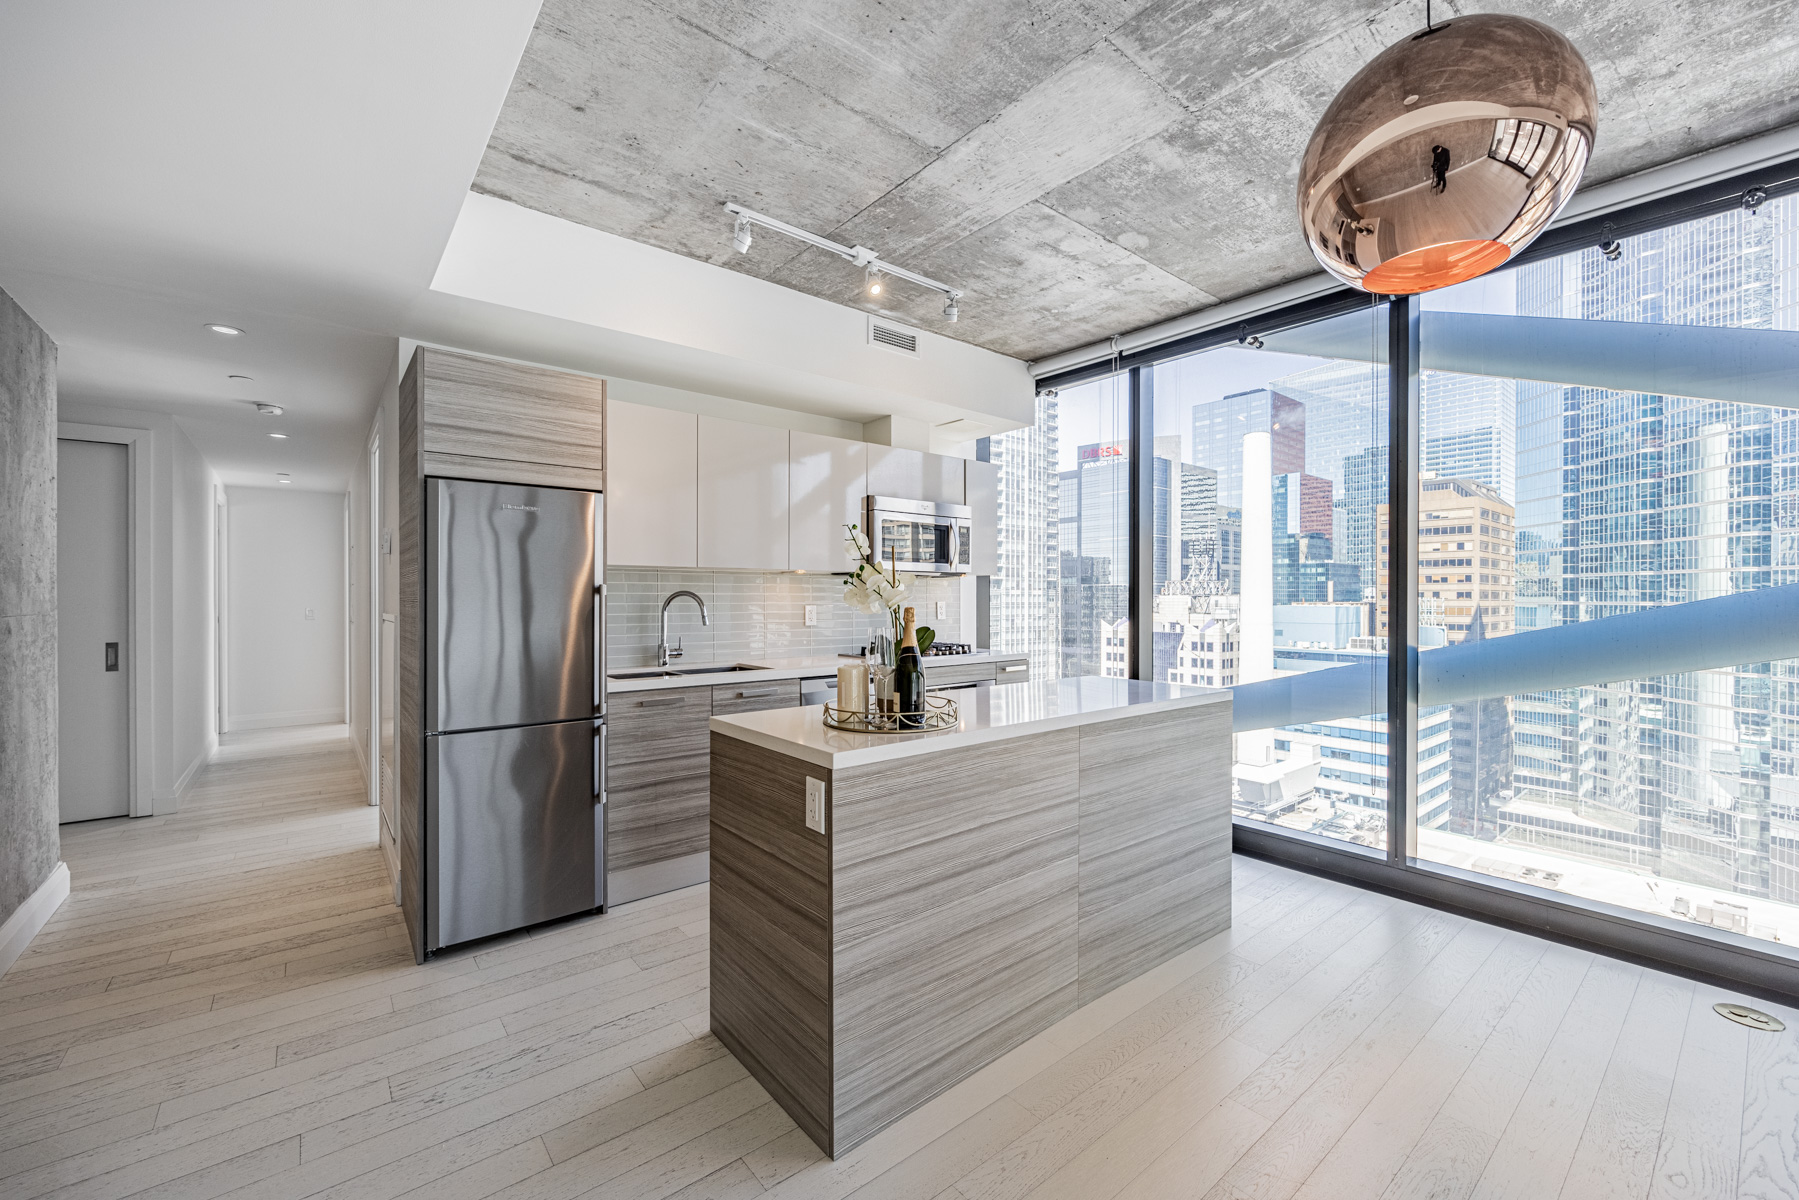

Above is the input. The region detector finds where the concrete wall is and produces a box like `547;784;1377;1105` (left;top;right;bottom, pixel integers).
59;402;220;807
0;285;60;927
225;486;346;730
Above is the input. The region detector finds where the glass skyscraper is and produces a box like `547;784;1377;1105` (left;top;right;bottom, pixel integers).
1483;196;1799;906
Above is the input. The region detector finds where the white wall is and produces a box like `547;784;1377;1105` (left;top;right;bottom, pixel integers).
225;486;346;730
347;353;402;882
169;425;216;792
57;401;218;811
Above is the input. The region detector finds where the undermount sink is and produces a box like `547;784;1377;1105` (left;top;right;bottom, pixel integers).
607;663;767;681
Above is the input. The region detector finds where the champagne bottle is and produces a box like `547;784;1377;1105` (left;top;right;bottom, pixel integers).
895;606;925;729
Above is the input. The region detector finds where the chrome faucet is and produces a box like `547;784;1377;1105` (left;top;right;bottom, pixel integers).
658;590;709;667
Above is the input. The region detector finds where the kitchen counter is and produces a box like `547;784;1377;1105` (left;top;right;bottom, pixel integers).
710;675;1228;769
606;649;1020;694
708;675;1233;1157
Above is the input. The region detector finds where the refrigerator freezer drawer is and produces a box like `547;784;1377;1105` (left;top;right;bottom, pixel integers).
427;719;599;951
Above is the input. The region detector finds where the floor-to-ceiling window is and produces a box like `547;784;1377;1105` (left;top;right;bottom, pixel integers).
989;373;1131;679
1149;319;1390;850
1396;194;1799;946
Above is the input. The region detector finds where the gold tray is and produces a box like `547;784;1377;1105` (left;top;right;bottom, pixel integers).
822;693;959;734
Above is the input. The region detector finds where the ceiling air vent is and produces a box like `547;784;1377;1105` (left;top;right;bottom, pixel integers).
868;318;919;356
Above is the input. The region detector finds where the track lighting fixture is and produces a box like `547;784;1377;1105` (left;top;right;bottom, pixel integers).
1598;222;1623;262
723;202;962;321
1236;325;1264;350
1744;186;1769;215
255;402;284;416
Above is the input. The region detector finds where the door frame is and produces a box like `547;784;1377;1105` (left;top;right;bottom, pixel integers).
57;422;154;818
367;431;381;807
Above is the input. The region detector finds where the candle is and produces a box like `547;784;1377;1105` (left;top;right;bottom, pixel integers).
837;663;868;715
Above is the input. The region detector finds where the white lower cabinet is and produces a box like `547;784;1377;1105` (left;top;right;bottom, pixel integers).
698;417;790;570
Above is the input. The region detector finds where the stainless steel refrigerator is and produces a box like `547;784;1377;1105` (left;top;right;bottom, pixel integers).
424;478;603;954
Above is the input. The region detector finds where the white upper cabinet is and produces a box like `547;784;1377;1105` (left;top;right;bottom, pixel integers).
698;417;790;571
606;400;697;568
965;459;998;576
867;446;966;505
789;431;867;574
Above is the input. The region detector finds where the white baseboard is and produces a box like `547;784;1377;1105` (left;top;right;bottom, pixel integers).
1;863;70;980
152;744;211;814
227;708;346;731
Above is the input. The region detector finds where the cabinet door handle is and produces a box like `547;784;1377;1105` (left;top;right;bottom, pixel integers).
633;696;685;708
999;664;1027;673
733;688;782;699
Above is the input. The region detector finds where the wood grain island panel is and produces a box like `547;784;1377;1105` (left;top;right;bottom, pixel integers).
709;677;1233;1156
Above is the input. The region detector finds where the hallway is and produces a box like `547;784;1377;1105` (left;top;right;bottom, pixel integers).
3;726;1798;1199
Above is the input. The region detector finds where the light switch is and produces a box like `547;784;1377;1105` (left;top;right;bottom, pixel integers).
935;601;947;620
805;777;826;833
804;604;817;627
305;607;316;621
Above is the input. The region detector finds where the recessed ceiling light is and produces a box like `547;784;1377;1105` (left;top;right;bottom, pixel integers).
206;323;244;336
228;373;253;381
277;473;291;483
269;432;288;439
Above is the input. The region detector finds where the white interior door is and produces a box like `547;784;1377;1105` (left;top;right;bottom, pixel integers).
58;438;131;822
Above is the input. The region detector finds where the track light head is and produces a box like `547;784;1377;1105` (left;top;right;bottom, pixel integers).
943;296;959;322
1598;222;1623;262
865;265;883;297
733;216;752;254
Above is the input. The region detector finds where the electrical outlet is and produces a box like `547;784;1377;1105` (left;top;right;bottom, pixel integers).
805;777;826;833
804;604;817;627
304;607;316;621
935;601;947;620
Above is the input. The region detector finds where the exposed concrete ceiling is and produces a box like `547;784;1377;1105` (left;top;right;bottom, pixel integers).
475;0;1799;362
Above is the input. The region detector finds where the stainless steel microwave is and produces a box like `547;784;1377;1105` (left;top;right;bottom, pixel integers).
864;496;971;575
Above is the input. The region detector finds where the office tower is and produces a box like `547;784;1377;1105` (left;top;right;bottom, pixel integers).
1153;433;1221;583
1496;197;1799;899
1374;476;1515;641
1269;359;1385;491
1271;473;1359;603
1422;371;1517;503
1191;389;1305;507
1342;446;1388;594
988;389;1061;678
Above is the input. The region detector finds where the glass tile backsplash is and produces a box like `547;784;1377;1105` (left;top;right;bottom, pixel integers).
606;569;963;668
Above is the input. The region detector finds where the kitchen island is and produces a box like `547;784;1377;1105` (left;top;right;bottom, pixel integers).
708;676;1233;1157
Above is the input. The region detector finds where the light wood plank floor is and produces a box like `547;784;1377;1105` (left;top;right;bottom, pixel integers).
5;724;1798;1199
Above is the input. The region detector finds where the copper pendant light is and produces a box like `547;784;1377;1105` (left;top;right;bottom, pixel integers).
1297;12;1597;295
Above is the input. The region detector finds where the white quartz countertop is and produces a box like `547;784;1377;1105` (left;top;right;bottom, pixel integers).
709;675;1230;769
606;650;1023;694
